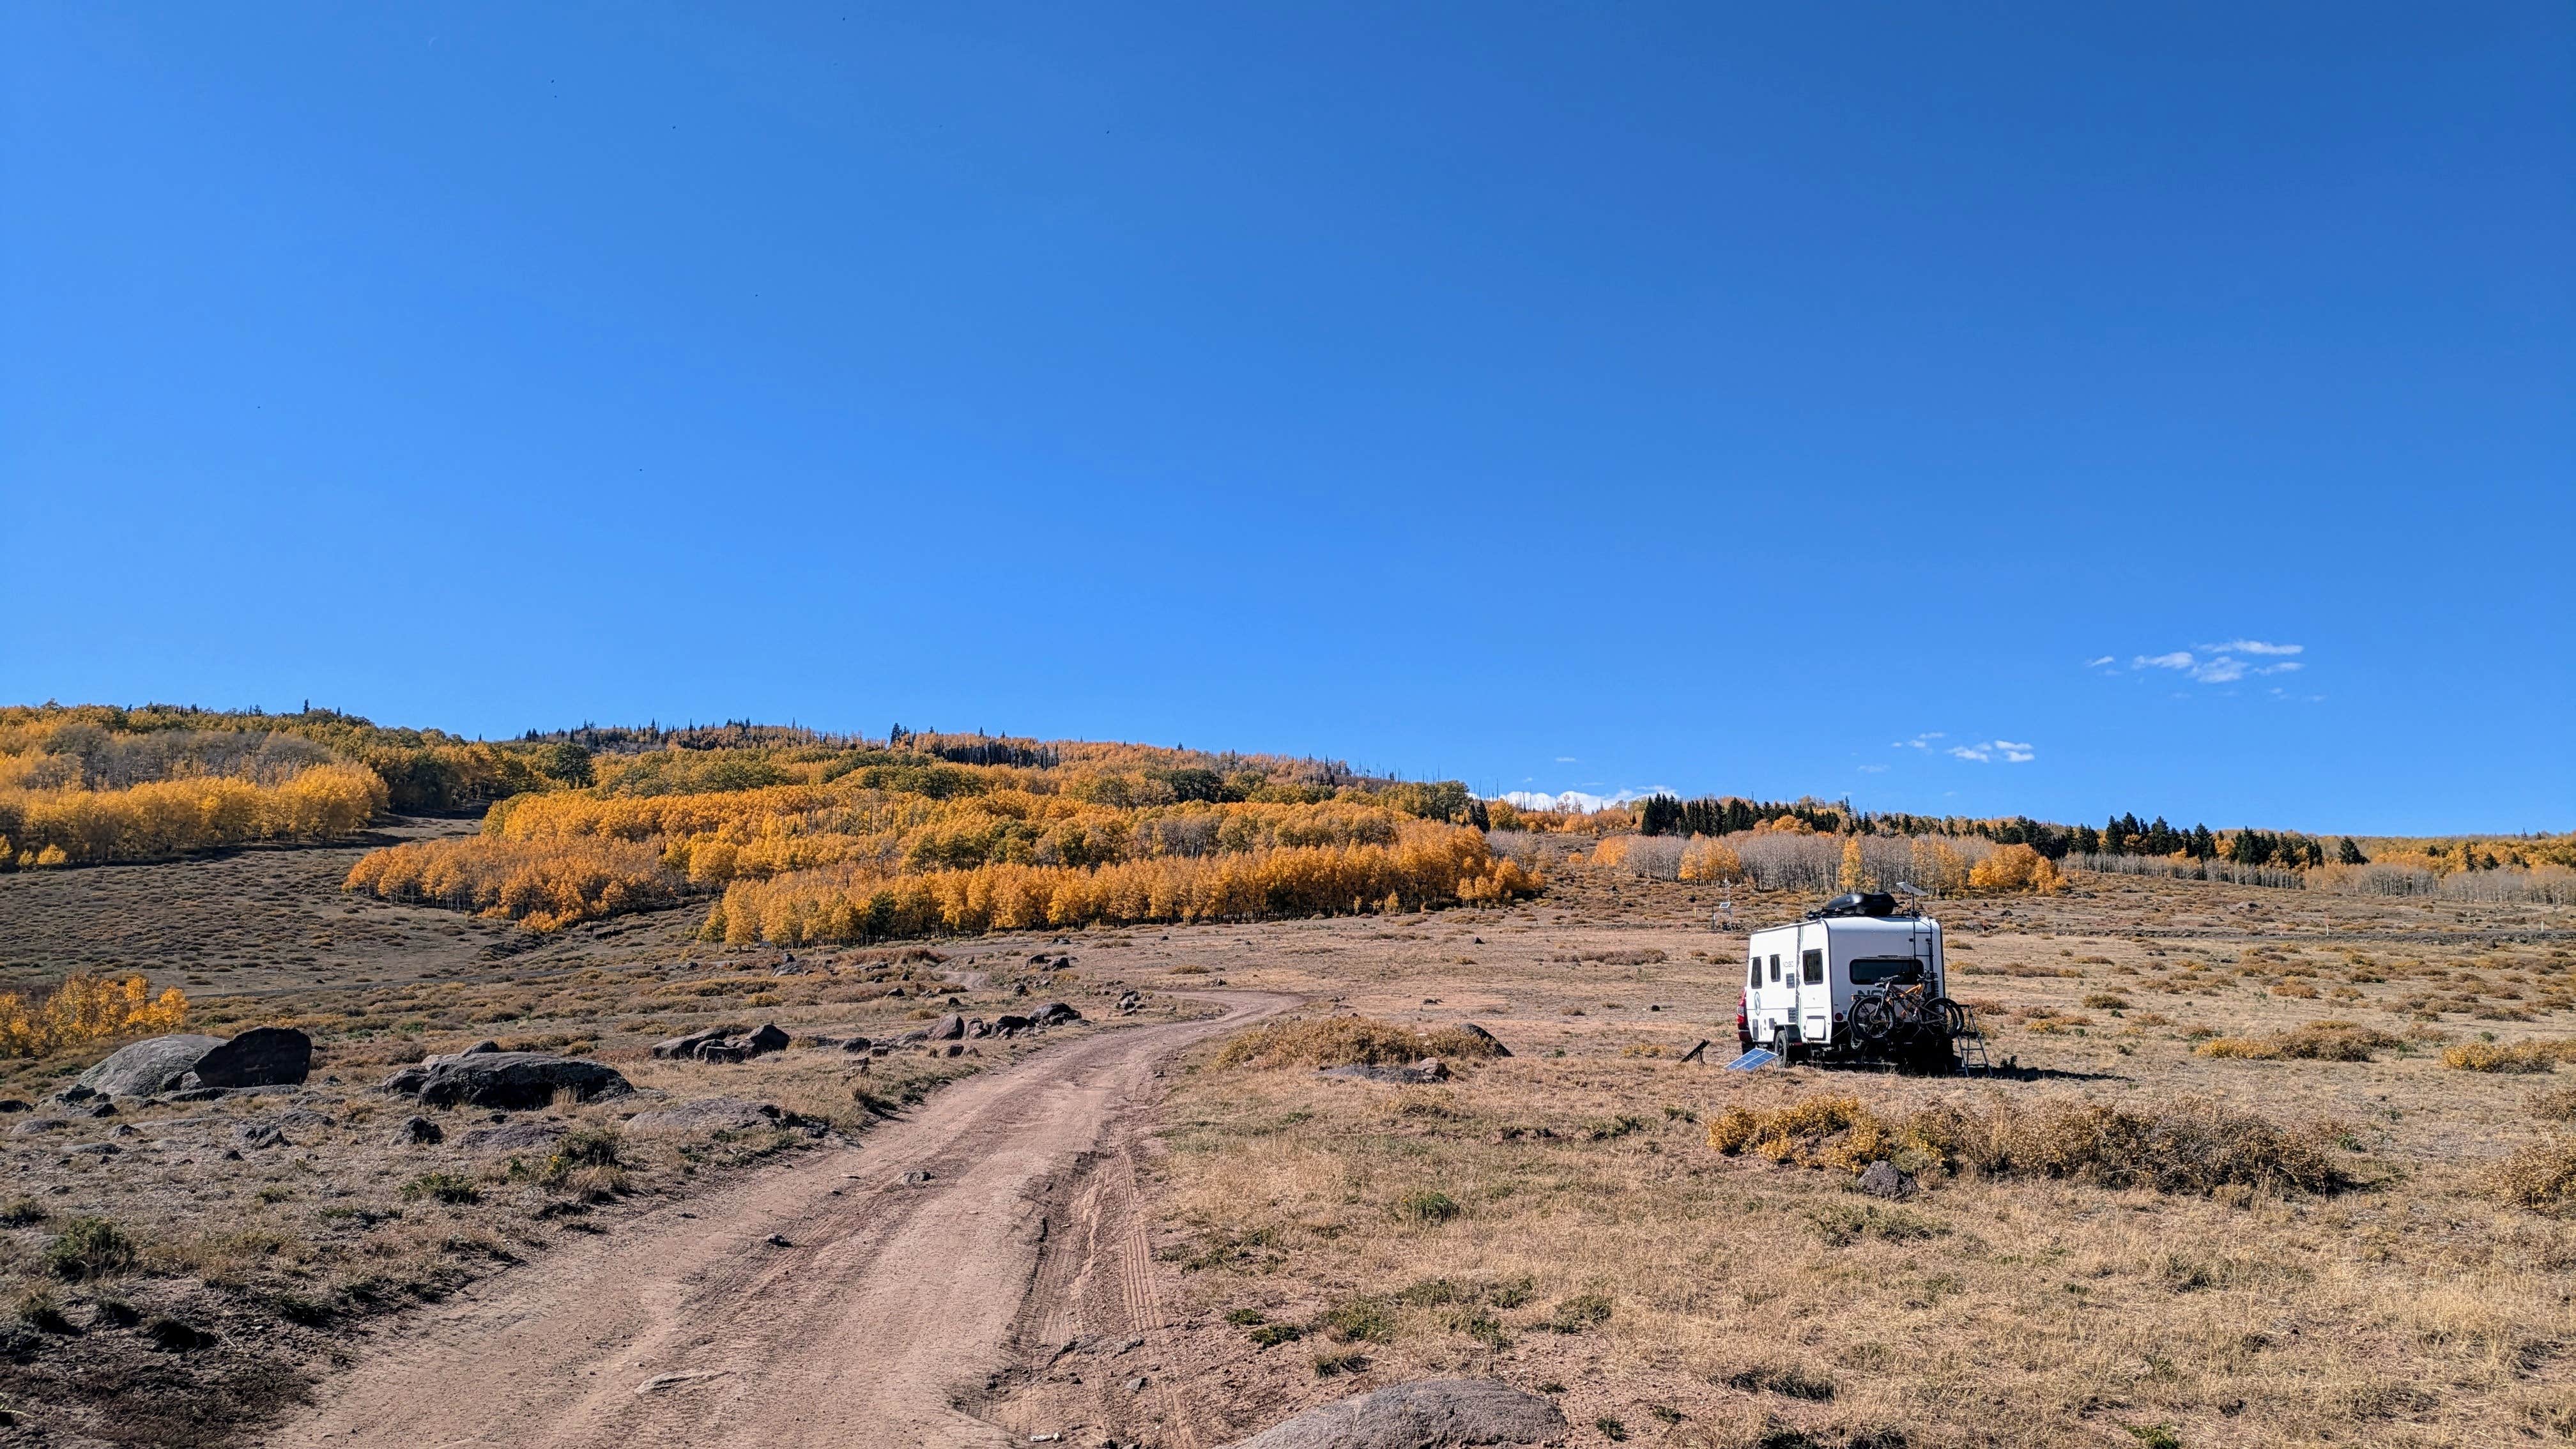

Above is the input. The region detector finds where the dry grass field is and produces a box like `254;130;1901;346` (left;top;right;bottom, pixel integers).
2;823;2573;1448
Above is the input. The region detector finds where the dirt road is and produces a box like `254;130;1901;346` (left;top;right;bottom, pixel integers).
277;992;1291;1449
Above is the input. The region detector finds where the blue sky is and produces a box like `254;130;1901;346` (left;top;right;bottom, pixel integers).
3;4;2568;834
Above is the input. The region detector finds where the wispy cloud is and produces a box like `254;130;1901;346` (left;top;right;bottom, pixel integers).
2084;656;2116;669
1856;763;1888;774
1553;756;1578;763
2121;641;2306;685
1891;732;1944;749
1949;739;2035;764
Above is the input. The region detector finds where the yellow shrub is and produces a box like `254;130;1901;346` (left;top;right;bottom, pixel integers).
0;972;188;1058
2443;1040;2576;1074
0;763;384;867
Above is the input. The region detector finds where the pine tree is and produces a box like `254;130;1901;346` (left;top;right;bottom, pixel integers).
2336;837;2366;865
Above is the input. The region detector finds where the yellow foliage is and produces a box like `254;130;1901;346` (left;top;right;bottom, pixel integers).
344;838;679;932
1968;843;2062;894
1213;1015;1510;1070
1837;836;1865;891
1591;836;1631;868
1676;839;1743;882
0;972;188;1058
696;823;1536;945
0;764;385;867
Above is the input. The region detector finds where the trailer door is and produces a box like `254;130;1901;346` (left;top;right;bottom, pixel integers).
1800;933;1830;1045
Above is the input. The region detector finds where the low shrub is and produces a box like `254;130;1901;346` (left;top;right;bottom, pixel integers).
2446;1040;2576;1073
43;1216;137;1280
2492;1138;2576;1215
1319;1296;1395;1344
401;1172;482;1205
1708;1092;2354;1197
1312;1349;1370;1377
14;1290;72;1334
1215;1015;1507;1070
2197;1022;2402;1062
1392;1189;1460;1223
2532;1085;2576;1122
1548;1292;1613;1333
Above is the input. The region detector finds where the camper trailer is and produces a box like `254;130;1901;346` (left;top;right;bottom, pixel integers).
1736;891;1957;1065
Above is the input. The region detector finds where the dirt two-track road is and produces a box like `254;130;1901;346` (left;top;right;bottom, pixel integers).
277;991;1293;1449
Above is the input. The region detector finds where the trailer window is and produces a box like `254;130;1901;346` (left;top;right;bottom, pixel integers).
1850;956;1925;985
1747;956;1759;989
1768;954;1781;984
1801;949;1823;984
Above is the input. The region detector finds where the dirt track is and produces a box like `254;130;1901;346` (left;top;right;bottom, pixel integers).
275;992;1291;1449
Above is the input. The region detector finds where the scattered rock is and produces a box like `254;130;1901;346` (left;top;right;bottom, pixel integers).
0;1099;29;1114
233;1121;289;1150
928;1013;967;1041
81;1101;117;1119
763;1232;792;1248
838;1036;875;1054
1116;991;1142;1013
1036;1002;1083;1027
993;1015;1033;1036
900;1170;935;1186
1226;1378;1568;1448
1857;1160;1915;1200
1126;1376;1149;1393
394;1116;443;1146
9;1117;71;1137
461;1120;567;1153
64;1141;123;1156
965;1018;992;1039
380;1052;633;1110
57;1085;98;1103
651;1027;737;1060
627;1097;785;1133
1456;1023;1510;1057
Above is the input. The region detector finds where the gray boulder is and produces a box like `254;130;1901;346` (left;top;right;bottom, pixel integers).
1857;1160;1915;1200
72;1028;313;1099
1036;1001;1083;1027
837;1036;875;1054
380;1052;632;1110
394;1116;443;1146
992;1015;1032;1036
73;1034;226;1098
737;1023;790;1056
233;1121;288;1150
185;1027;312;1090
1227;1379;1567;1449
928;1013;966;1041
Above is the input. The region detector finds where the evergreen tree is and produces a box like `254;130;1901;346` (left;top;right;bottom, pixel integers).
2336;836;2367;865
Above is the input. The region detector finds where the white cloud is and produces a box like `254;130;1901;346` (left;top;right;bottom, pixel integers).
2122;642;2308;686
2085;656;2116;668
1499;787;1671;813
1856;763;1888;774
1553;756;1578;763
1892;732;1943;749
1949;739;2035;764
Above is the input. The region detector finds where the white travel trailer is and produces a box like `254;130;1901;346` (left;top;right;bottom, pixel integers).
1735;891;1954;1064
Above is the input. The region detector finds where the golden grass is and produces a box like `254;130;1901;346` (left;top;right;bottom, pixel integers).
2492;1138;2576;1215
1212;1015;1509;1070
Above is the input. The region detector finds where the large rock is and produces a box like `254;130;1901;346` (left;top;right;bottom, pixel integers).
651;1027;736;1060
1227;1379;1568;1449
1036;1001;1083;1027
73;1035;226;1098
72;1028;312;1098
927;1013;966;1041
380;1052;632;1110
187;1027;312;1090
